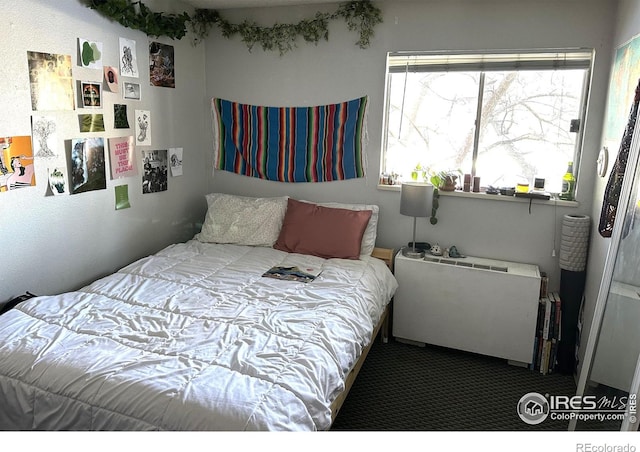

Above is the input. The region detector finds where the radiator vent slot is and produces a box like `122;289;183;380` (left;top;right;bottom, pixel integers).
424;257;510;273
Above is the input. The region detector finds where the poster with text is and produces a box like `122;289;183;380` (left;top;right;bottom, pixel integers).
142;149;167;194
27;51;75;111
69;137;106;194
135;109;151;146
0;136;35;192
80;81;102;108
119;37;139;78
149;41;175;88
109;136;137;179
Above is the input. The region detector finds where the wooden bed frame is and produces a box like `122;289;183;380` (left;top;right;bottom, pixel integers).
329;247;395;424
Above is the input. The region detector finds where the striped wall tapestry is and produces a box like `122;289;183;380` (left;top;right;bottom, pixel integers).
212;97;367;182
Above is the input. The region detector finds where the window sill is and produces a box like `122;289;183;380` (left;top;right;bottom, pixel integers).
377;184;579;208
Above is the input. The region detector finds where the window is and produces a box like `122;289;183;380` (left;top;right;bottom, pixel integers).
381;49;593;194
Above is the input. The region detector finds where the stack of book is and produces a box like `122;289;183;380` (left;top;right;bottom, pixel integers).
530;292;562;374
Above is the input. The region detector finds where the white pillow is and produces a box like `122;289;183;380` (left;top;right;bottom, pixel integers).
306;201;379;256
196;193;289;247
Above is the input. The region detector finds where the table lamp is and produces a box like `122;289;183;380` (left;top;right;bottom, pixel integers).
400;182;432;258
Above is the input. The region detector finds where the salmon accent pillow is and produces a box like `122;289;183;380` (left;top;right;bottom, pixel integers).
274;198;373;260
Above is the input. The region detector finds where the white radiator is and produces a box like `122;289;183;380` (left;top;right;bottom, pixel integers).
393;253;541;364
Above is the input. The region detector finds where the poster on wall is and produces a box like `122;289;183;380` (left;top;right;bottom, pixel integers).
31;115;58;158
78;38;103;69
80;81;102;108
68;137;106;194
0;136;35;192
79;113;105;132
104;66;119;92
141;149;167;194
114;104;130;129
604;32;640;143
119;37;139;78
48;167;68;195
108;136;137;179
169;147;183;176
135;109;151;146
27;51;75;111
149;41;175;88
123;82;141;100
115;184;131;210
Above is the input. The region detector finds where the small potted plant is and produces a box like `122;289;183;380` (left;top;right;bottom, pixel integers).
436;169;462;191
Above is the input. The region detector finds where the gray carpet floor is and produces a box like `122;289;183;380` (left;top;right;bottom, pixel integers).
331;338;584;431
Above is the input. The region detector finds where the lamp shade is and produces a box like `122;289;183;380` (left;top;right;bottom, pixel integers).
400;183;432;217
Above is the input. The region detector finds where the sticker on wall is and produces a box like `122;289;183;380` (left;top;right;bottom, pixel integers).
0;136;35;192
135;110;151;146
119;37;139;78
108;136;137;179
80;81;102;108
79;113;105;133
78;38;103;69
114;104;130;129
48;167;67;195
104;66;119;92
123;82;141;101
27;51;75;111
115;184;131;210
31;115;58;158
169;147;183;176
68;137;106;194
142;149;167;194
149;41;175;88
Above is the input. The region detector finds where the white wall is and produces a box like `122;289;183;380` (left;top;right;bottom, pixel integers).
0;0;209;303
203;0;616;292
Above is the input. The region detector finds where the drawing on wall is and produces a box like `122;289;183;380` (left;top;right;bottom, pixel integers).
27;51;75;111
48;167;67;195
31;115;58;158
0;136;35;192
123;82;141;100
115;184;131;210
149;41;175;88
104;66;119;92
135;109;151;146
114;104;130;129
68;137;106;194
604;32;640;143
169;147;183;176
108;136;137;179
79;113;105;132
119;37;139;78
142;149;167;194
78;38;103;69
80;81;102;108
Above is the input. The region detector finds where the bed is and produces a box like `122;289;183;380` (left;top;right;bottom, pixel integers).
0;194;397;431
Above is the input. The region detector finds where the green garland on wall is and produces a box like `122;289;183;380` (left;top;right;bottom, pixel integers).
84;0;383;54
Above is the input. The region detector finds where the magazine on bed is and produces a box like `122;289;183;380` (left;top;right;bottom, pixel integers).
262;265;323;283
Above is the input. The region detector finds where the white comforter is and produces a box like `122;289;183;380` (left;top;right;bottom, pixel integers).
0;241;397;431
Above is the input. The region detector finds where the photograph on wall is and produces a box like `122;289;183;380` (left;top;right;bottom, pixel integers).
149;41;175;88
142;149;167;194
31;115;58;158
169;147;183;176
80;81;102;108
104;66;119;92
27;51;75;111
79;113;105;132
0;136;35;192
123;82;141;100
114;104;130;129
68;137;106;194
135;109;151;146
119;37;139;78
78;38;103;69
48;167;67;195
115;184;131;210
108;136;137;179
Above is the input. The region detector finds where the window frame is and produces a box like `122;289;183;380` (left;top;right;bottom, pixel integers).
381;48;595;195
